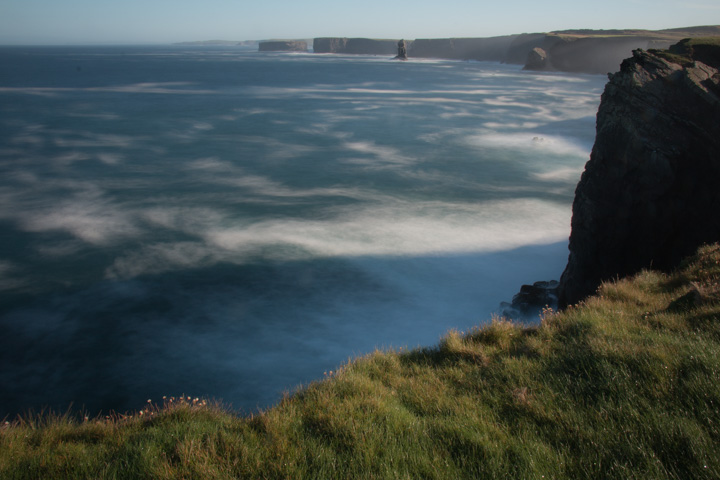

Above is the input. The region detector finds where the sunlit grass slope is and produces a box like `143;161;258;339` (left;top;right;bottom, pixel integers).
2;244;720;479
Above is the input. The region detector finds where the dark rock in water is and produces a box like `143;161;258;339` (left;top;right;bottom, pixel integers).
558;40;720;307
394;39;408;60
501;280;559;320
523;47;549;70
259;40;308;52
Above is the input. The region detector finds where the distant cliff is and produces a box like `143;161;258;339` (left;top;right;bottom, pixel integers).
313;27;719;74
523;35;674;74
409;34;543;62
524;27;720;74
312;35;545;60
259;40;308;52
558;39;720;306
312;38;400;55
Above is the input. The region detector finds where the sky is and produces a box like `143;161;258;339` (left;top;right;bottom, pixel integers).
0;0;719;45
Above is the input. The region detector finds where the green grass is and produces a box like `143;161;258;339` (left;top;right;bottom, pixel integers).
649;49;695;66
2;244;720;479
676;37;720;48
652;37;720;66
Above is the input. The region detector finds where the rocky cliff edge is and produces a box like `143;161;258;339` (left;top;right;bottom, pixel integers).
558;39;720;307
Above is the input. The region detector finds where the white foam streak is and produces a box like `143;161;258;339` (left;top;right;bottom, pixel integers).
531;167;585;182
100;196;572;280
183;162;372;201
97;153;123;165
206;199;569;258
19;192;140;245
343;141;415;167
465;132;590;158
141;207;225;233
528;74;597;83
106;242;218;279
482;121;541;130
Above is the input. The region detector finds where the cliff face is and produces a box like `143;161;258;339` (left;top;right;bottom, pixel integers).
522;35;679;74
259;41;308;52
544;36;673;74
313;33;660;70
311;34;546;63
558;42;720;306
409;35;532;62
312;28;719;73
523;28;720;74
312;38;400;55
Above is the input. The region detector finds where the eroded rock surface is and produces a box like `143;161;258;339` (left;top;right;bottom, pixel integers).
558;42;720;306
523;47;548;70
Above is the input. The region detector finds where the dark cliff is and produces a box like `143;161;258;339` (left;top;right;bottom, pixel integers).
259;40;308;52
558;39;720;307
313;27;719;73
409;35;539;62
524;27;720;74
313;34;546;63
312;38;400;55
541;35;673;74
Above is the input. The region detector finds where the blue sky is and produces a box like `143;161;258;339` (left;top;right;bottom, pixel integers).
1;0;718;44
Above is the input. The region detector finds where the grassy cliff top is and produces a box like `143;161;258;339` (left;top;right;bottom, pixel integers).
549;26;720;40
2;244;720;479
648;37;720;68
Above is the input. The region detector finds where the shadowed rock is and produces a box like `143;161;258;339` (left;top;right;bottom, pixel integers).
523;47;548;70
312;38;400;55
394;39;408;60
259;41;308;52
558;40;720;307
501;280;559;320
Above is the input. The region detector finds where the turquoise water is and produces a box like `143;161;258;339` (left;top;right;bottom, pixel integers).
0;46;606;416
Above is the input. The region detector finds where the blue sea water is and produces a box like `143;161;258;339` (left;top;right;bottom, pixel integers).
0;45;607;416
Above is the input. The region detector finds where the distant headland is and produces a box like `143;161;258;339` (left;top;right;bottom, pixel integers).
258;40;308;52
253;25;720;74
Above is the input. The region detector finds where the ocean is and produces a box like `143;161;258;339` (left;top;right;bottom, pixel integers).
0;45;607;416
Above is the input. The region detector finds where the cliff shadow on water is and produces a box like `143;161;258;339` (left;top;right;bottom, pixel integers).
0;241;568;418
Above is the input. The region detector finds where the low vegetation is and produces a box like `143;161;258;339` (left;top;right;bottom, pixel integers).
550;26;720;41
651;37;720;66
2;244;720;479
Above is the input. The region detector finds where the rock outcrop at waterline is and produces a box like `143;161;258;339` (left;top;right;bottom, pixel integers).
394;40;408;60
524;47;549;70
558;39;720;307
500;281;559;319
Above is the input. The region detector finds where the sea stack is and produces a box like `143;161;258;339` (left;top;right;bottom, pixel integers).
558;39;720;307
394;39;408;60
